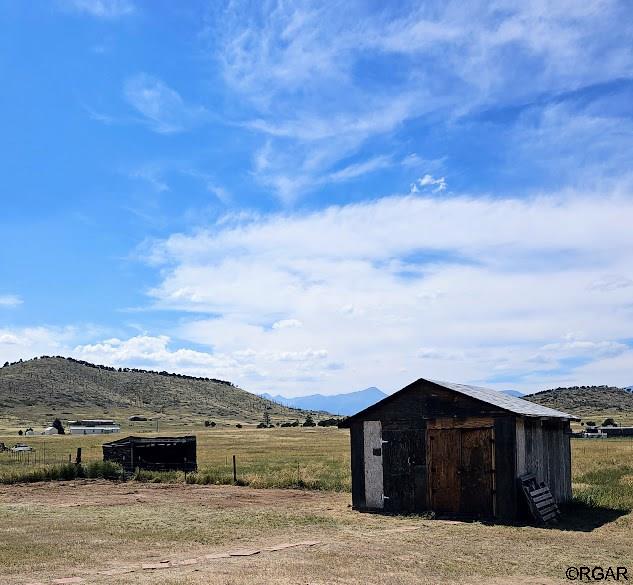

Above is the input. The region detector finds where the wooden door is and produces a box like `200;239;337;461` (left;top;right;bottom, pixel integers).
459;428;494;518
427;428;461;514
382;429;426;513
427;427;494;518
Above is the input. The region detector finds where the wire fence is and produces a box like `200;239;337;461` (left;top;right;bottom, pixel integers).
0;449;74;466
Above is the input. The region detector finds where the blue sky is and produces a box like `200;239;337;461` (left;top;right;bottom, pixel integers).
2;0;633;395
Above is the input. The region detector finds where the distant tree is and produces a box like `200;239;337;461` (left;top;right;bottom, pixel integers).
585;421;597;427
18;430;23;436
602;418;618;427
291;420;299;427
317;418;339;427
302;414;316;427
236;423;243;428
263;411;271;426
3;361;8;367
52;418;65;435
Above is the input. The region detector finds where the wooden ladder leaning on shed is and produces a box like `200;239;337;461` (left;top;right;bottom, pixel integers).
519;473;561;524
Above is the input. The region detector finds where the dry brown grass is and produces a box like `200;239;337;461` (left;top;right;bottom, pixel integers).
0;481;631;585
0;429;632;584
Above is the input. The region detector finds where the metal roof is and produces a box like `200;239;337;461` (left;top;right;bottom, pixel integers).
428;379;579;419
341;377;579;424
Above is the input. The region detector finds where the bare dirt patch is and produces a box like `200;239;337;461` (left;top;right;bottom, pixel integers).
1;481;631;585
0;479;345;510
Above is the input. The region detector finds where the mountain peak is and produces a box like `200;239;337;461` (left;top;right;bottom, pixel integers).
260;387;388;415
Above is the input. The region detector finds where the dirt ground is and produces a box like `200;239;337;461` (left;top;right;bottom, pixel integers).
1;481;631;585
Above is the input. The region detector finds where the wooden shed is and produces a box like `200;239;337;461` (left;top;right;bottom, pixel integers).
340;378;578;521
102;435;197;473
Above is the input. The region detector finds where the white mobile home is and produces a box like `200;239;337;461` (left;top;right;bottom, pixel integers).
68;419;121;435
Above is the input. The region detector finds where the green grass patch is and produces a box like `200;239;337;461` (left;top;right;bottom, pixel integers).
0;461;124;484
573;464;633;511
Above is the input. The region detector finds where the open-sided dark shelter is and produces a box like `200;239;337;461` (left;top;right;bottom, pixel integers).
340;378;578;521
102;435;197;473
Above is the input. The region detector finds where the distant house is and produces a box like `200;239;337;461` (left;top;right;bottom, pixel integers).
68;419;121;435
102;436;196;473
598;426;633;438
340;378;578;521
41;426;59;435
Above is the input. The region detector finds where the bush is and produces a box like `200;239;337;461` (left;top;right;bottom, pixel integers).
303;414;316;427
84;461;123;480
603;418;618;427
317;418;339;427
236;424;243;428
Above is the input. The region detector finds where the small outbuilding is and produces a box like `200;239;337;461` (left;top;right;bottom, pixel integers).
102;435;197;474
41;426;60;435
340;378;578;522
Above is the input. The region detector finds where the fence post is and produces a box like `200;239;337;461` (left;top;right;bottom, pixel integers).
76;448;82;465
232;455;237;483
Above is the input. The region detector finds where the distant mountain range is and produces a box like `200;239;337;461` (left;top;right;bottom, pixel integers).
262;386;530;416
261;387;388;416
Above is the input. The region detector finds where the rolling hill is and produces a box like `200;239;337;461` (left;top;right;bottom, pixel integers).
261;386;388;415
525;385;633;424
0;356;307;428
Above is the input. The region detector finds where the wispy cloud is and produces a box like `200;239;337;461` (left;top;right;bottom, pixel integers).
63;0;135;18
328;156;393;183
204;0;633;203
123;74;209;134
0;295;23;308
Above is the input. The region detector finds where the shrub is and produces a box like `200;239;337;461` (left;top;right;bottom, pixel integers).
84;461;123;480
602;418;618;427
236;423;243;428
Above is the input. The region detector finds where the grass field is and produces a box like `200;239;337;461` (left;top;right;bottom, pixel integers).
0;428;632;584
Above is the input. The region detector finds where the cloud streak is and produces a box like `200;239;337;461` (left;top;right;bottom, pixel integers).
124;74;209;134
205;0;633;203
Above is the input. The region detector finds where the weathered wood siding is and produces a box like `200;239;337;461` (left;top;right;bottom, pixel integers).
522;419;572;504
363;421;384;509
345;379;572;520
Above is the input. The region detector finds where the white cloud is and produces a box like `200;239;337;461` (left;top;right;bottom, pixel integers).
123;74;208;134
272;319;303;330
589;275;633;292
327;156;393;183
0;295;23;308
136;188;633;394
411;174;447;193
0;327;78;363
64;0;134;18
